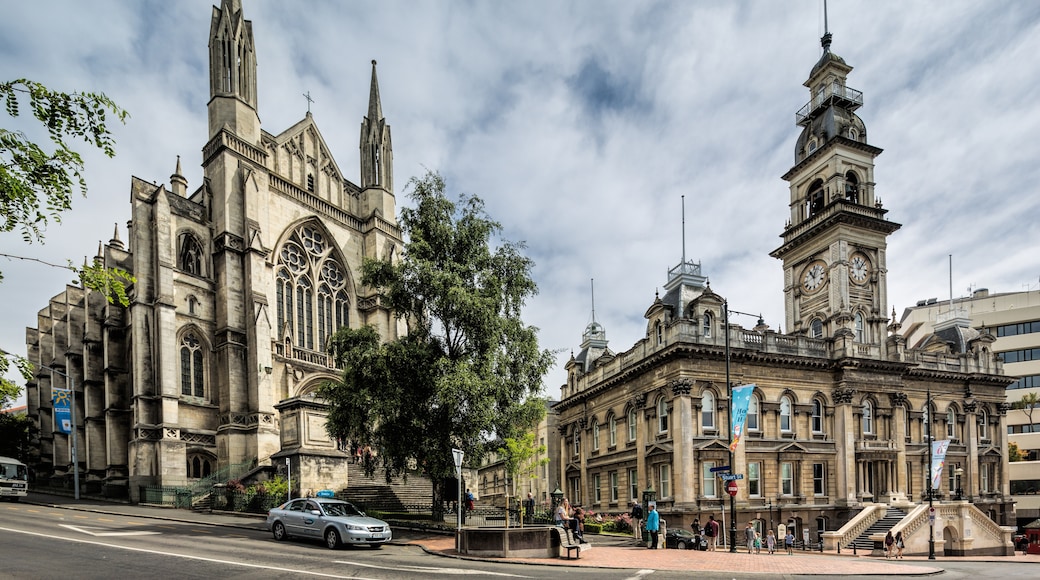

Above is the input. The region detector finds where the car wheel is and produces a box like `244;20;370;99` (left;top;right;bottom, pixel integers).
325;528;341;550
370;543;383;549
271;521;287;541
677;540;687;550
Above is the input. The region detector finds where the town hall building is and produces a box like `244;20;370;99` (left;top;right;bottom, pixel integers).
23;0;404;500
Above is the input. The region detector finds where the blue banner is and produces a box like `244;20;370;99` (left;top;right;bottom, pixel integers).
730;384;756;452
52;388;72;434
930;439;951;489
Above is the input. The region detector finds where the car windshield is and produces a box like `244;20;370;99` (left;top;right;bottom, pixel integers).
320;502;364;517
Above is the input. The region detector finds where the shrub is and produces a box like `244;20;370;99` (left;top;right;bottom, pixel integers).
584;522;603;534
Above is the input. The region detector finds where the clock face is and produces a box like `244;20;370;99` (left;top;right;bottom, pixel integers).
802;260;827;292
849;253;870;284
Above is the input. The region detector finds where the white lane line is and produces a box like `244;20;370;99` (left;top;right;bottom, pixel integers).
622;570;656;580
0;526;379;579
333;559;530;577
59;524;160;537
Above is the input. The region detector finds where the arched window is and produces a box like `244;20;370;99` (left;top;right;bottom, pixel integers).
703;312;712;338
978;408;989;441
810;319;824;339
591;420;600;451
628;408;638;441
855;313;865;342
780;396;793;432
276;224;350;350
187;453;213;479
702;391;716;431
655;321;663;345
306;173;315;192
609;415;617;447
946;408;957;439
179;233;204;276
658;397;669;434
862;400;874;435
844;171;859;204
812;399;824;433
180;332;205;398
746;395;759;431
808;179;825;216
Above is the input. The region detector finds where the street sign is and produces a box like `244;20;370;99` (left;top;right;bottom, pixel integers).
720;474;744;481
726;479;738;496
710;465;731;473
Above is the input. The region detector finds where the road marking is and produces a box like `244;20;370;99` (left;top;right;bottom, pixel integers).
0;526;381;580
622;570;656;580
73;515;89;519
59;524;161;537
191;528;212;534
97;518;114;522
333;560;530;577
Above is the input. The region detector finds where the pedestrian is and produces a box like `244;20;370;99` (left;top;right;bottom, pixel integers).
785;530;794;555
523;492;535;524
630;499;644;541
895;531;905;559
766;529;776;554
691;518;702;549
465;488;475;512
754;531;762;554
745;522;756;554
705;514;719;551
884;530;894;559
573;506;586;542
645;502;660;549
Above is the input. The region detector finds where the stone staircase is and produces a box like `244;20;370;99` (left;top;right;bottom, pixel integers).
846;507;905;551
337;460;435;510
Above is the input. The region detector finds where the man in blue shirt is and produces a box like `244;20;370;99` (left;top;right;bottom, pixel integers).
645;502;660;549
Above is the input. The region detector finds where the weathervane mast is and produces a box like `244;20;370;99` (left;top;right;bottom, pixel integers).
590;278;596;324
681;195;687;267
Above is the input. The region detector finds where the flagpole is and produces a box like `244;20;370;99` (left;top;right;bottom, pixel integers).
927;383;935;560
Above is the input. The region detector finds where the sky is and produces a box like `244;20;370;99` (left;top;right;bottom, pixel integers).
3;0;1040;408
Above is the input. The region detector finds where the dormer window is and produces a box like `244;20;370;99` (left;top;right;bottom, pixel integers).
703;312;713;338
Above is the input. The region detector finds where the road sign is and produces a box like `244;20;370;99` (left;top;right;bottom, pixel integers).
710;465;731;473
726;479;738;497
720;474;744;481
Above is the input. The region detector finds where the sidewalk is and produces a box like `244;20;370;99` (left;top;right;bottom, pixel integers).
23;492;1040;574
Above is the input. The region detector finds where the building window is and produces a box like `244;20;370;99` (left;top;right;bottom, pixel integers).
748;462;761;497
703;312;712;338
658;397;669;434
179;233;205;276
276;224;350;351
781;462;794;496
995;320;1040;337
594;473;602;503
808;179;825;215
906;461;913;496
862;400;874;435
747;395;759;431
702;462;716;497
813;463;825;496
187;454;213;479
980;463;990;492
592;420;600;451
659;464;671;498
609;415;617;447
610;471;619;502
979;409;989;441
702;391;716;431
811;319;824;339
855;313;865;342
628;408;638;441
812;399;824;433
180;333;205;398
655;321;663;345
780;396;793;432
570;477;581;505
629;468;639;503
844;171;859;203
306;173;314;192
573;432;580;456
946;408;956;440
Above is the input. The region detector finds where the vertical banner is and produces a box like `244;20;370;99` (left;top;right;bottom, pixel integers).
52;388;72;434
930;439;951;489
729;384;756;452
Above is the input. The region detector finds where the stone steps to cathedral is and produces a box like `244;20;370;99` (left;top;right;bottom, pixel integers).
847;507;906;550
337;459;435;511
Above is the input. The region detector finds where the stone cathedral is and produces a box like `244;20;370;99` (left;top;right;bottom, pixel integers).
554;31;1016;554
24;0;404;501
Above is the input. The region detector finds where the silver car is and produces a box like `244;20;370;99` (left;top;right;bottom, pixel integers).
266;498;392;549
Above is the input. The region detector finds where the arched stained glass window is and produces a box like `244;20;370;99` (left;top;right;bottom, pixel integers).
276;224;350;350
180;332;204;398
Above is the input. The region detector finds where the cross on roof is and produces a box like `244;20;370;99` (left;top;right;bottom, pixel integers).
303;91;314;113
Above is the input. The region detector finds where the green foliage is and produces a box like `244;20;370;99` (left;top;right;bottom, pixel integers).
601;513;633;533
0;350;33;410
0;411;36;461
320;171;555;499
498;429;549;492
1009;441;1024;462
76;261;135;307
1;79;128;244
1020;392;1039;427
584;522;603;534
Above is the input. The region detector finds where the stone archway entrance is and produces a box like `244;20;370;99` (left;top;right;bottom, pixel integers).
943;525;960;556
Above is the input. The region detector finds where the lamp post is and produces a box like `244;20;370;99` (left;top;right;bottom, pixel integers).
47;365;80;500
724;301;737;553
927;384;935;560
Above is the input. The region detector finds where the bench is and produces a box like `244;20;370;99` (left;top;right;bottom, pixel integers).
552;526;588;559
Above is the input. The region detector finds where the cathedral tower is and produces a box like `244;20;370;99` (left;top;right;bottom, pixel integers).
360;60;395;219
208;0;260;144
770;29;900;350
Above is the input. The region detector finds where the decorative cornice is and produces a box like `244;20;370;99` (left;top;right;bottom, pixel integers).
888;392;907;407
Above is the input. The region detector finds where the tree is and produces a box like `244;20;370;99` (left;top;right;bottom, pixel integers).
1008;441;1024;463
1020;392;1039;430
0;412;36;463
1;79;133;402
498;427;549;527
320;171;554;515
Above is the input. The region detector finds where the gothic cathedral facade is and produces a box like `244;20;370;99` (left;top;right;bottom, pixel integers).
554;31;1016;545
24;0;404;500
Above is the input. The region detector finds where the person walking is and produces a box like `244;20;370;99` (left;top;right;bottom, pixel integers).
766;529;776;554
884;530;895;559
785;530;795;555
630;499;644;541
894;531;905;559
705;515;719;551
645;502;660;549
745;522;756;554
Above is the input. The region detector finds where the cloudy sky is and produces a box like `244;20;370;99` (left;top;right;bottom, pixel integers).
3;0;1040;407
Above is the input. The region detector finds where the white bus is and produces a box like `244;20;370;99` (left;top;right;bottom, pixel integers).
0;456;28;501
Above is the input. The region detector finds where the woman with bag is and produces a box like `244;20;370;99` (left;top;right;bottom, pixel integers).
894;531;905;559
884;530;895;559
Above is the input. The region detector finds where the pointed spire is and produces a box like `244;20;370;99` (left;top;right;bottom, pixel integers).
171;155;188;196
222;0;242;17
367;60;383;123
109;223;124;251
821;0;832;52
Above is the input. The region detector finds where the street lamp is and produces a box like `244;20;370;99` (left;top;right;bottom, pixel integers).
927;384;935;560
724;301;737;553
46;364;80;500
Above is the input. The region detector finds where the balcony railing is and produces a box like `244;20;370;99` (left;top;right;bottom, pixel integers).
796;82;863;125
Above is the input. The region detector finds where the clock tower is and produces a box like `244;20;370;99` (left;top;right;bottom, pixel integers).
770;30;900;349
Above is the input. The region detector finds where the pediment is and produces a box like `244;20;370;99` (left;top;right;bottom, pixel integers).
777;441;811;454
646;442;674;456
694;439;731;452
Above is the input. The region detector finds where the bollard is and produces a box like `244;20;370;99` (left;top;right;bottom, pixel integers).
853;542;857;555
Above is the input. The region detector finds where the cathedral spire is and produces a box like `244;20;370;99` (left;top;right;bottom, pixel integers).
208;0;259;142
367;60;383;126
171;155;188;196
360;59;393;199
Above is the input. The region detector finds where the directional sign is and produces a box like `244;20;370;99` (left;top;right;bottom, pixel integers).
720;474;744;481
709;465;731;473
